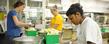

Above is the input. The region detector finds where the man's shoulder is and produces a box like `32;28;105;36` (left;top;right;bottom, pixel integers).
85;17;96;23
81;17;99;27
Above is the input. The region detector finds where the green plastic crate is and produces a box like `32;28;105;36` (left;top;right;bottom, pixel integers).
101;27;109;32
25;31;38;36
45;35;59;44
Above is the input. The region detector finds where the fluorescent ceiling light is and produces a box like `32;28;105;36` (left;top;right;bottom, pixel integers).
100;0;109;2
30;0;42;1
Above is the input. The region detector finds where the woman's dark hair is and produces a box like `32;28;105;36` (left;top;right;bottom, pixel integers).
66;3;83;16
14;1;25;8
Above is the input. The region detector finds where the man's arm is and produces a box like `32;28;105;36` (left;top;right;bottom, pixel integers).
87;41;96;44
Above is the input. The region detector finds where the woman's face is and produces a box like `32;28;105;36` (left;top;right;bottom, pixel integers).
18;5;25;12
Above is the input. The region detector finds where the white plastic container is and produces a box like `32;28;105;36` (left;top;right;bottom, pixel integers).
13;36;37;44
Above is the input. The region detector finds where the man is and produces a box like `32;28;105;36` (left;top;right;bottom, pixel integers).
66;3;102;44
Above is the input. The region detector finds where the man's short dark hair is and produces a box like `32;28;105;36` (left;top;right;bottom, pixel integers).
66;3;83;16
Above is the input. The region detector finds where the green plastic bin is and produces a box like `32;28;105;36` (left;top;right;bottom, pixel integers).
25;31;38;36
45;35;59;44
101;27;109;32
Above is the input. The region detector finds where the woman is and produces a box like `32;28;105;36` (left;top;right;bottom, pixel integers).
50;5;63;31
50;5;63;44
6;1;32;40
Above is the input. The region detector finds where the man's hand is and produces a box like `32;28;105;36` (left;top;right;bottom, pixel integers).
87;41;96;44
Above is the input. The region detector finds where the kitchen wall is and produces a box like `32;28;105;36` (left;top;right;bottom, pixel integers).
61;0;109;13
61;0;79;11
80;0;109;13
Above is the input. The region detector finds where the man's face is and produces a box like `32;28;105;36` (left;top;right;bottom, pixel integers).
68;13;81;25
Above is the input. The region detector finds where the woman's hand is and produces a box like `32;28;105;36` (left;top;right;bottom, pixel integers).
28;24;35;27
24;24;35;29
54;24;59;29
